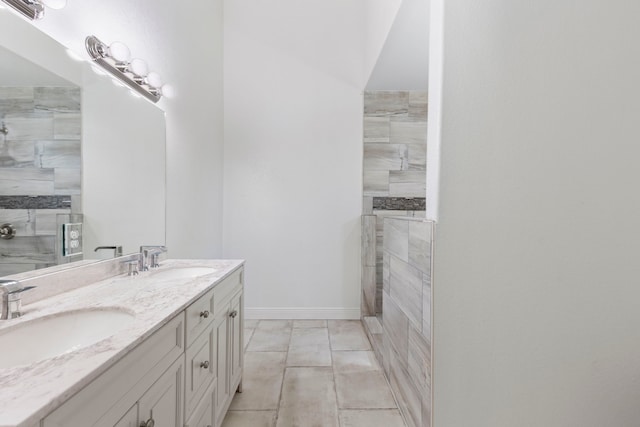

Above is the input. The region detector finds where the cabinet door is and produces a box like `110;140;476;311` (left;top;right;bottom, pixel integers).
185;380;216;427
228;292;243;392
139;357;184;427
185;321;216;416
113;404;138;427
214;313;228;415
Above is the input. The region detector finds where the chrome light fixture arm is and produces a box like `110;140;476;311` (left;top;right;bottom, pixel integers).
1;0;45;19
1;0;65;20
85;35;162;104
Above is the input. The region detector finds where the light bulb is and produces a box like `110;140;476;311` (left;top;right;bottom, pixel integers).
146;72;163;88
160;84;175;98
40;0;67;9
129;58;148;77
108;41;131;63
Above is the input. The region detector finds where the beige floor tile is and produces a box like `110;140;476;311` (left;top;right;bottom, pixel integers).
290;328;330;347
229;352;286;410
287;328;332;367
292;319;327;328
339;409;406;427
257;320;293;330
276;367;339;427
245;319;260;328
287;346;332;367
328;320;372;351
221;410;277;427
244;328;255;351
333;351;396;409
247;328;291;351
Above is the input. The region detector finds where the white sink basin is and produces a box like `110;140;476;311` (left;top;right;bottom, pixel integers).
149;267;217;280
0;308;135;369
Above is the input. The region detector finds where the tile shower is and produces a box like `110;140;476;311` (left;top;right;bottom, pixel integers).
362;91;427;317
361;91;432;427
0;87;82;275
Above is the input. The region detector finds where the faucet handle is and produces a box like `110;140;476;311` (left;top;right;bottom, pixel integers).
140;245;167;269
123;260;139;276
150;251;161;268
0;280;27;320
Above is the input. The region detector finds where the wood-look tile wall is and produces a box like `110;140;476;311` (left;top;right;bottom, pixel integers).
362;91;427;202
361;91;427;317
366;217;433;427
0;87;81;275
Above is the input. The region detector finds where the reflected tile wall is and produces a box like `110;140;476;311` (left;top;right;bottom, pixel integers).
0;87;81;276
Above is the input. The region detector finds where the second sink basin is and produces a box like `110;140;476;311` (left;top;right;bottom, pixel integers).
0;308;135;369
149;267;217;280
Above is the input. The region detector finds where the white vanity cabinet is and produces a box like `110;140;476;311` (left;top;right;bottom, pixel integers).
185;268;244;427
40;266;244;427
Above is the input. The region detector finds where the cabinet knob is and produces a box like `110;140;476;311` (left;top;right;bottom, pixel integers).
229;310;238;318
200;360;210;369
140;417;155;427
200;310;210;318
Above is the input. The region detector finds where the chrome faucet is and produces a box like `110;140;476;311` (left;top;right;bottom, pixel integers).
139;245;167;270
0;280;35;320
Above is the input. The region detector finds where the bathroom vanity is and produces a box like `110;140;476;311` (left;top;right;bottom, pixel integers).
0;258;244;427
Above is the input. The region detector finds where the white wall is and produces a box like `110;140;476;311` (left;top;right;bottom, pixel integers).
366;0;430;91
222;0;368;318
433;1;640;425
32;0;225;259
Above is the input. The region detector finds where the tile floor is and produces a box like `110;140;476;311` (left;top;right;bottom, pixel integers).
221;319;407;427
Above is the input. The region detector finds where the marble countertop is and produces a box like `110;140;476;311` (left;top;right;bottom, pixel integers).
0;258;244;427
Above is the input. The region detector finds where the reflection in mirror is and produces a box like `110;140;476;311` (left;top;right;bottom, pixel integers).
0;8;166;275
0;45;82;275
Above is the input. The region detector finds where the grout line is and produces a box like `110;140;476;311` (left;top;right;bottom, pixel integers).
328;320;343;427
273;324;294;425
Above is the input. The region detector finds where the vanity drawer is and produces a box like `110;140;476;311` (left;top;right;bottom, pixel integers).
185;316;220;416
213;268;242;313
186;287;215;347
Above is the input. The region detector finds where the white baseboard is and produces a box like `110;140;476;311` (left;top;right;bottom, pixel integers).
245;307;360;320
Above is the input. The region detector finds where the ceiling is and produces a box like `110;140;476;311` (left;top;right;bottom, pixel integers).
366;0;430;91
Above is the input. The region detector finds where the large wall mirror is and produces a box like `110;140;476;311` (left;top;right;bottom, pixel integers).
0;9;166;275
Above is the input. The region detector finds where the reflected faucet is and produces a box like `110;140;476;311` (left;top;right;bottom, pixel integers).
95;246;123;258
0;280;35;320
139;246;167;271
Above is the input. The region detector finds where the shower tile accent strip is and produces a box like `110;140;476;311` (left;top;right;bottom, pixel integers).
0;195;72;209
364;217;433;427
372;197;426;211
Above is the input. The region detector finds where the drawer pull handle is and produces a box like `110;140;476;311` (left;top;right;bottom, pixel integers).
200;310;210;318
140;417;155;427
200;360;210;369
229;310;238;318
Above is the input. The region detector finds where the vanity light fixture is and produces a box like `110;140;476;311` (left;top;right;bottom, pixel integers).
85;35;170;103
1;0;66;20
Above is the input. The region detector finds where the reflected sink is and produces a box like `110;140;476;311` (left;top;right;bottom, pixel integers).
0;308;135;369
149;267;217;280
